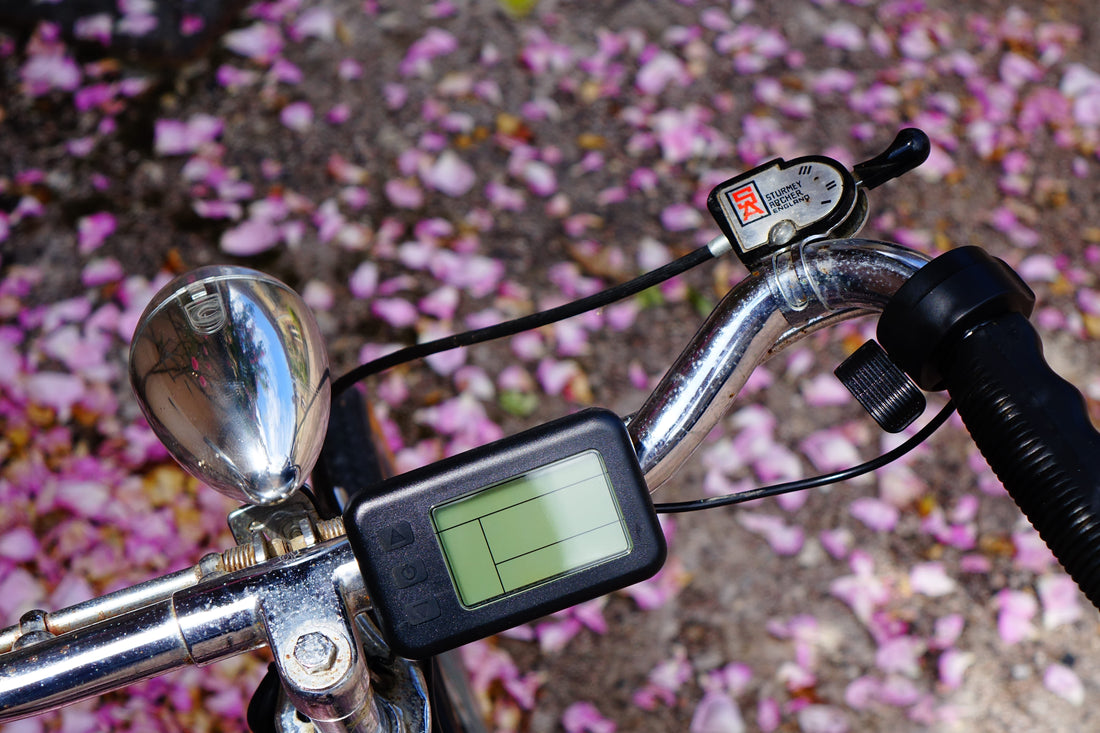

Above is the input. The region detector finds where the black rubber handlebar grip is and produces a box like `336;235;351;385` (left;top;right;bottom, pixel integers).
879;246;1100;608
943;313;1100;607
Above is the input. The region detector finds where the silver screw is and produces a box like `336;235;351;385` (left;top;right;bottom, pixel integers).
293;632;338;672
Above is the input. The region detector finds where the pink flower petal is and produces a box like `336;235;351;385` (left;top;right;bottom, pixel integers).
874;636;926;677
20;53;81;95
737;512;804;555
0;527;39;562
385;179;424;209
1044;663;1085;706
690;690;745;733
931;614;965;649
521;160;557;196
938;649;974;689
996;589;1037;644
76;212;116;254
400;27;459;77
909;562;957;596
220;217;282;255
422;151;476;196
1037;573;1083;629
371;298;418;328
849;497;899;532
562;702;616;733
797;704;849;733
660;203;703;231
280;101;314;132
293;7;335;41
25;372;85;419
223;21;284;63
844;676;880;710
636;51;687;95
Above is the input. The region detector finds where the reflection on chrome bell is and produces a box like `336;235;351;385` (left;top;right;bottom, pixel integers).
128;266;331;505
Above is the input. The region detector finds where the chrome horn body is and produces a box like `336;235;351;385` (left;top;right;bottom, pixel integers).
129;266;332;505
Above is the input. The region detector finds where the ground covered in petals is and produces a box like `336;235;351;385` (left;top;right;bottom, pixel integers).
3;1;1100;732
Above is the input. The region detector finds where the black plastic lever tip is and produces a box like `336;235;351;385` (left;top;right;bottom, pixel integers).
853;128;931;190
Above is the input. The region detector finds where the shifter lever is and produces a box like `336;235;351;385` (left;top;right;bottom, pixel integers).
707;128;931;270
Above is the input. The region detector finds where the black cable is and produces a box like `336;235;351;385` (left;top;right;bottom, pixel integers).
654;401;956;513
332;245;715;396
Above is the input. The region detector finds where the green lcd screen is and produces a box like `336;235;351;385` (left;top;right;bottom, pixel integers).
431;450;631;608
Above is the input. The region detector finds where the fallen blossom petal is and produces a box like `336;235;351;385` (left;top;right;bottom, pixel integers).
755;698;780;732
400;27;459;77
372;298;418;329
738;512;804;555
1043;663;1085;706
521;160;557;196
0;568;45;624
819;528;853;559
280;101;314;132
385;179;424;209
849;497;899;532
25;372;85;419
690;690;745;733
620;557;688;610
938;649;974;689
801;373;850;407
220;218;282;255
423;150;476;196
877;675;922;706
647;652;693;698
800;427;861;473
0;527;39;562
1038;573;1083;629
154;114;223;156
875;636;925;677
909;562;956;597
996;589;1037;645
660;203;703;231
76;212;116;254
797;704;848;733
21;53;81;95
822;21;864;51
293;7;335;41
223;21;283;63
536;616;583;653
845;676;880;709
931;614;965;649
74;13;113;44
1013;527;1057;572
636;51;687;95
194;200;242;220
562;702;616;733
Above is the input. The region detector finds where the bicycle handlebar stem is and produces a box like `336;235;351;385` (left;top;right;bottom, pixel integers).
629;238;929;491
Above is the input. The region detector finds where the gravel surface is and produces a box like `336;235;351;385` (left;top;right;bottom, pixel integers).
2;1;1100;732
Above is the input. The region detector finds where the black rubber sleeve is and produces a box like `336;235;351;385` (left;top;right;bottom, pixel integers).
942;312;1100;607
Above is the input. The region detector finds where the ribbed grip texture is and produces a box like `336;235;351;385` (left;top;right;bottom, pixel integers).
943;313;1100;608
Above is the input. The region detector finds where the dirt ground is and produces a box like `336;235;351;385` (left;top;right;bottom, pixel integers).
3;1;1100;731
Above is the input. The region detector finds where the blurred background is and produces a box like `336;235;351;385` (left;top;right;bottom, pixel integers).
2;1;1100;731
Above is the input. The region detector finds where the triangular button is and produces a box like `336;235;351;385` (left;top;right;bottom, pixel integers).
381;521;414;551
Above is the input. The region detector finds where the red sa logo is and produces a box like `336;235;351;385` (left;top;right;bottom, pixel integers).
728;183;769;225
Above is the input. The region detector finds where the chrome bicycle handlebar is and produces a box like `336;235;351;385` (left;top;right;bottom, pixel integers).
0;237;929;727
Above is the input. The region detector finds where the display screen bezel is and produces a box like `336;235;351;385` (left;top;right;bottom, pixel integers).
430;449;632;608
345;408;667;659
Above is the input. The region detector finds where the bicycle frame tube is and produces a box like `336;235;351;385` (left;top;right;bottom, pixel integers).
629;239;929;491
